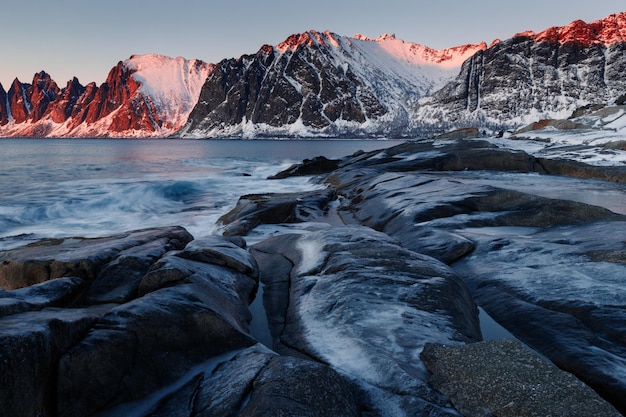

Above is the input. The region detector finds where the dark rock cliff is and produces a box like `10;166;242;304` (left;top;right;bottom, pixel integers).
418;13;626;131
182;32;388;138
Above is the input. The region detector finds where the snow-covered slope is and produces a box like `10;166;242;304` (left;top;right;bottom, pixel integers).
0;54;213;138
122;54;213;132
178;30;486;138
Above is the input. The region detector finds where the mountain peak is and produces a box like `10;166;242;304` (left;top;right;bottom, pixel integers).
276;30;341;52
515;12;626;46
352;33;398;42
350;32;489;67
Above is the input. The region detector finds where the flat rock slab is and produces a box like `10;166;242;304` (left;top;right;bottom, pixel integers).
421;340;621;417
454;221;626;412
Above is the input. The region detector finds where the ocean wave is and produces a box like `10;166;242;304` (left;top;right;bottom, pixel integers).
147;181;205;204
1;139;391;249
0;165;321;249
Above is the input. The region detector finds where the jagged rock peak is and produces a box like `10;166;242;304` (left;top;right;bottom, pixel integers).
515;12;626;46
276;30;342;52
353;33;397;41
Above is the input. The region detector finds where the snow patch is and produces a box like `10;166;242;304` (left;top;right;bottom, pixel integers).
125;54;214;132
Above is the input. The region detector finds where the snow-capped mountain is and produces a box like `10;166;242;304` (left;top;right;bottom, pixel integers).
3;12;626;138
416;12;626;133
0;54;213;138
178;30;486;138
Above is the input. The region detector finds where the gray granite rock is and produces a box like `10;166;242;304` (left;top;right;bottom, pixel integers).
0;228;264;417
57;282;256;417
138;344;361;417
0;276;85;316
455;221;626;412
175;235;259;279
421;340;621;417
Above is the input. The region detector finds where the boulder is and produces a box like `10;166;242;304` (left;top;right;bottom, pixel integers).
239;354;360;417
0;277;85;316
535;157;626;183
603;140;626;151
0;226;193;290
175;235;259;279
434;127;481;139
0;306;112;417
421;340;621;417
80;234;188;304
138;251;258;309
147;344;360;417
514;118;591;134
149;346;274;417
218;188;336;236
268;156;340;179
57;283;256;417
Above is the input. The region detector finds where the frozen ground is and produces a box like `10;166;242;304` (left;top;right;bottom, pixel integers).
494;106;626;166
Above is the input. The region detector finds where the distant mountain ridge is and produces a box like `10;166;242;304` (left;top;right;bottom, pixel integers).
0;55;213;137
2;12;626;138
514;12;626;46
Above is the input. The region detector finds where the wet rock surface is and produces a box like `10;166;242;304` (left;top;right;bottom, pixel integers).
0;227;263;417
147;344;361;417
323;139;626;414
454;221;626;412
268;155;340;179
1;139;625;416
218;188;336;236
251;225;481;416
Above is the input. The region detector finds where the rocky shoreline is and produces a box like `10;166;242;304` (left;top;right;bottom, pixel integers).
1;139;625;416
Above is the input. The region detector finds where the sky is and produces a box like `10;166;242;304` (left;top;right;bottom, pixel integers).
1;0;624;88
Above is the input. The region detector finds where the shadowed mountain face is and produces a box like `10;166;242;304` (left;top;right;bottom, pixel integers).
418;36;626;131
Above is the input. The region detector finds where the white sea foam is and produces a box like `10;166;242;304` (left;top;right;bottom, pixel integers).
295;234;327;275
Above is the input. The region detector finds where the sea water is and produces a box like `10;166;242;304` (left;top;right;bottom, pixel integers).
0;138;402;250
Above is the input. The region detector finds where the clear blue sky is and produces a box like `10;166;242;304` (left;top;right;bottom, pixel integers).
1;0;624;88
